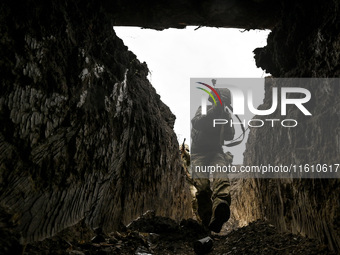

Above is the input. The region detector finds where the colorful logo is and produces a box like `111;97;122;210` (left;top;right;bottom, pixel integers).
196;81;311;117
196;82;222;106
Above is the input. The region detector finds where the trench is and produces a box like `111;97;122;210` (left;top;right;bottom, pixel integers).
0;0;339;254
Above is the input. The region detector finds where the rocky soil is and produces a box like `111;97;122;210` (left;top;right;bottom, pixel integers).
23;214;335;255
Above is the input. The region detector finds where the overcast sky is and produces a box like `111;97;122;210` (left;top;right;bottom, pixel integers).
114;26;270;164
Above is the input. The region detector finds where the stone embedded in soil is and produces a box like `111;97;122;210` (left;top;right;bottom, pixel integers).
22;218;336;255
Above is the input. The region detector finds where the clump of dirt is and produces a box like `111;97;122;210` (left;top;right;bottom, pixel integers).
212;221;335;255
23;216;335;255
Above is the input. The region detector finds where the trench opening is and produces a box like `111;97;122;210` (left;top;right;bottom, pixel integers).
114;26;270;164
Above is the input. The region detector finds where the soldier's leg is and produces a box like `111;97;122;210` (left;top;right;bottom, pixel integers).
209;152;233;232
191;153;212;228
211;152;232;204
193;178;212;227
189;184;200;222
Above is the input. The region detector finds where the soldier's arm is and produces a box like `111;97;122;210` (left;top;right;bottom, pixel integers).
222;110;235;141
191;105;223;130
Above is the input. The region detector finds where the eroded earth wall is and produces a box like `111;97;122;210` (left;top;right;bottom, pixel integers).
242;0;340;252
0;1;191;245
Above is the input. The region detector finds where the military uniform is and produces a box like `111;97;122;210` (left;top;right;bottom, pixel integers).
190;88;235;232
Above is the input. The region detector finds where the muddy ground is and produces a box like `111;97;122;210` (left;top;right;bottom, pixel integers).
23;212;335;255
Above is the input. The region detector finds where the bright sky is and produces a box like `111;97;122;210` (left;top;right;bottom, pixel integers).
114;26;270;164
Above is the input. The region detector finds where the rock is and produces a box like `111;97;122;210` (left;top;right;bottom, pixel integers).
23;219;335;254
69;251;85;255
193;236;213;255
111;0;279;30
243;0;340;253
127;214;179;234
0;0;191;245
135;246;153;255
91;235;106;244
179;219;209;240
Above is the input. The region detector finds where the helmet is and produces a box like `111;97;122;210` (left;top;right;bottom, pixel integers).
208;88;231;105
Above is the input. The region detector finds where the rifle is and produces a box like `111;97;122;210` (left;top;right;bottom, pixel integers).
181;138;186;153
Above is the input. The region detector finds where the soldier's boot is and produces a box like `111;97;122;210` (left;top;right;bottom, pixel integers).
196;191;212;228
208;197;230;233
